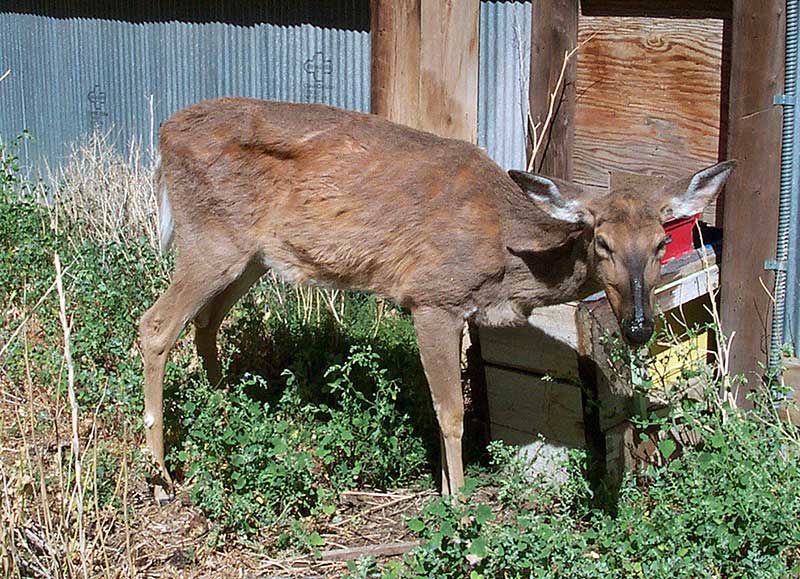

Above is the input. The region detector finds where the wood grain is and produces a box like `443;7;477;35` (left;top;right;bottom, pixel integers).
529;0;579;178
720;0;784;387
480;304;580;381
321;541;420;561
370;0;421;129
370;0;480;143
574;16;726;222
419;0;480;142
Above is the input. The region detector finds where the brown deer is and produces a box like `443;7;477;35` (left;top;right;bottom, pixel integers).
140;97;734;501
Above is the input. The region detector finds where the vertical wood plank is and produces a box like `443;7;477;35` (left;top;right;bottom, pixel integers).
720;0;785;385
573;16;726;223
369;0;421;129
529;0;579;179
419;0;480;142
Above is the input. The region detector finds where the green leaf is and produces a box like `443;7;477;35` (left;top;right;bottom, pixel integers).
307;532;326;547
475;504;493;525
407;518;425;532
468;536;487;558
461;477;478;497
658;438;677;460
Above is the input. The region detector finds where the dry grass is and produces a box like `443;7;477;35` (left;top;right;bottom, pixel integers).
0;378;434;578
47;132;160;254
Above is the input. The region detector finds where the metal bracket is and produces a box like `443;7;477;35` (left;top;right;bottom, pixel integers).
774;94;797;106
764;259;788;271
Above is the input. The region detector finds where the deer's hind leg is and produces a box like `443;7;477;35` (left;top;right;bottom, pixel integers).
194;261;267;386
139;250;250;503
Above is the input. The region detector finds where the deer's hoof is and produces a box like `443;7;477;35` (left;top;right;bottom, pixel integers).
153;484;175;506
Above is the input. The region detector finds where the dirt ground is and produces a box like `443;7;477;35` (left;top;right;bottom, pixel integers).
118;484;434;578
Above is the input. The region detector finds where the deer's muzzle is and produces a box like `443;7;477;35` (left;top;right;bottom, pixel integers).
621;316;654;346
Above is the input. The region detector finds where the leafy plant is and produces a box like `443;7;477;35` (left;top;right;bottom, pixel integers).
175;346;427;537
372;394;800;578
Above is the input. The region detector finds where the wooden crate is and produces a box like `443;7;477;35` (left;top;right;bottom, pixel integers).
481;247;718;481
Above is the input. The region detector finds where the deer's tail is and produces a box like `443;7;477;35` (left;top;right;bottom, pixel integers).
155;162;174;255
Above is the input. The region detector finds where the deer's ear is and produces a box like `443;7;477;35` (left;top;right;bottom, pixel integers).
508;170;593;225
659;160;736;223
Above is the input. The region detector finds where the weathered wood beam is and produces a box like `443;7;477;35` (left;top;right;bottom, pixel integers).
369;0;421;129
370;0;479;142
419;0;480;141
321;541;420;562
529;0;579;179
720;0;785;388
581;0;731;19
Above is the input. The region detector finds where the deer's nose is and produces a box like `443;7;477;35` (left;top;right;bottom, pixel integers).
621;317;654;346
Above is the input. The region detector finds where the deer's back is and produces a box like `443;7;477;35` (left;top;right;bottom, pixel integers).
159;97;507;308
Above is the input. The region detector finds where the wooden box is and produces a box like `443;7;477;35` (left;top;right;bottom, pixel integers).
481;247;718;481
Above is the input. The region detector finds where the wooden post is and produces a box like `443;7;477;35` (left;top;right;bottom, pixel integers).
720;0;785;388
529;0;579;178
418;0;480;141
370;0;479;141
369;0;421;129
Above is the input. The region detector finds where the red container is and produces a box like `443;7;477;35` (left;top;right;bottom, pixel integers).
661;214;699;264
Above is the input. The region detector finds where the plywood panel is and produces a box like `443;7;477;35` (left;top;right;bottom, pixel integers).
574;16;725;221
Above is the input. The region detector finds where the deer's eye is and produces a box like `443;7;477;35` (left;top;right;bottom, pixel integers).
656;236;672;254
596;236;612;255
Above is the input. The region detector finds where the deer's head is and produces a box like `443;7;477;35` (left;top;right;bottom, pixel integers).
509;161;736;347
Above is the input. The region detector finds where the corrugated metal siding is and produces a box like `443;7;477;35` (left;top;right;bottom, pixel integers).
477;0;531;171
0;5;370;174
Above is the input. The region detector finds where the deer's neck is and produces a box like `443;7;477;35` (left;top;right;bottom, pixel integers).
473;187;601;327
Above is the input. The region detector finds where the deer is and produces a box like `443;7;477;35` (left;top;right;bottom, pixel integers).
139;97;735;502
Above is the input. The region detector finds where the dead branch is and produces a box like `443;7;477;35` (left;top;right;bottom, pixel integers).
528;33;596;172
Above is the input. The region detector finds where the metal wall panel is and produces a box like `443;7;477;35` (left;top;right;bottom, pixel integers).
0;4;370;174
3;1;532;177
478;0;531;171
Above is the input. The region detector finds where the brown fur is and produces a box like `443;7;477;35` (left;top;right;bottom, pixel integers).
139;97;734;499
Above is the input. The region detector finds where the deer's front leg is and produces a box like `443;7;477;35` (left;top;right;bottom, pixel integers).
413;307;465;496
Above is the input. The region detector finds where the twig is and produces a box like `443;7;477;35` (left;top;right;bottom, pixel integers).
54;253;88;578
320;540;420;562
0;277;62;363
341;490;424;499
331;494;419;527
528;33;596;172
